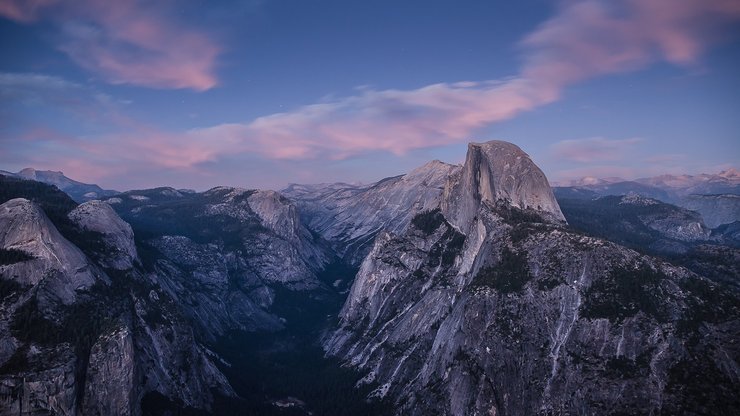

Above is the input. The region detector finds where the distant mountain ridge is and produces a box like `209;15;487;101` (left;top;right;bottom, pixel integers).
554;168;740;197
553;169;740;227
0;168;118;202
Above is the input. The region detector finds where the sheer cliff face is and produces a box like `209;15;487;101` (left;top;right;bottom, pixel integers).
326;140;740;416
442;141;564;231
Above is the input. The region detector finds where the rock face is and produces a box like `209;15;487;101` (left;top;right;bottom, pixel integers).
283;160;460;265
69;200;138;270
0;187;234;415
0;198;97;305
325;140;740;415
112;186;329;289
105;186;332;343
681;193;740;228
200;187;328;287
149;234;283;340
82;325;138;415
0;345;78;415
442;141;565;230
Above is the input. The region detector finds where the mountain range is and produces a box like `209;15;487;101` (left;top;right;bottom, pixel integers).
553;168;740;195
0;141;738;415
553;169;740;228
0;168;119;203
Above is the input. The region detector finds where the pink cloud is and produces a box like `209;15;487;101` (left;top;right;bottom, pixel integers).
521;0;740;88
181;0;740;162
0;0;220;90
185;79;558;160
4;0;740;188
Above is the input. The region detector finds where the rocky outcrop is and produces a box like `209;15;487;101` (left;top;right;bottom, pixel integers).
115;186;330;289
131;299;235;410
243;189;329;285
0;345;78;416
69;200;138;270
442;141;565;231
0;198;98;305
283;160;460;265
106;186;333;342
326;140;740;415
83;325;138;416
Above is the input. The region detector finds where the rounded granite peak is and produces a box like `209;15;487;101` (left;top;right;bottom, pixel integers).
469;140;530;155
0;197;97;304
69;200;138;270
442;139;565;230
0;197;43;218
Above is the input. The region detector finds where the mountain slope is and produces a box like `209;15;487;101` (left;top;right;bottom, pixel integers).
0;182;233;415
100;186;334;344
681;193;740;228
283;160;460;265
325;140;740;415
1;174;391;415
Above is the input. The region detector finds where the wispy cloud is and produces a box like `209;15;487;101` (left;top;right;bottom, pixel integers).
3;0;740;187
550;137;643;163
0;0;220;90
519;0;740;86
190;79;557;160
177;0;740;162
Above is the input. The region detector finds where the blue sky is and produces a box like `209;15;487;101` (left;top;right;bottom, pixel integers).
0;0;738;191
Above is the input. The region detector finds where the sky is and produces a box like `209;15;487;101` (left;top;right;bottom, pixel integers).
0;0;739;191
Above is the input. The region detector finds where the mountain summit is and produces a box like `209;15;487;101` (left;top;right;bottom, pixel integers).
443;140;565;230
